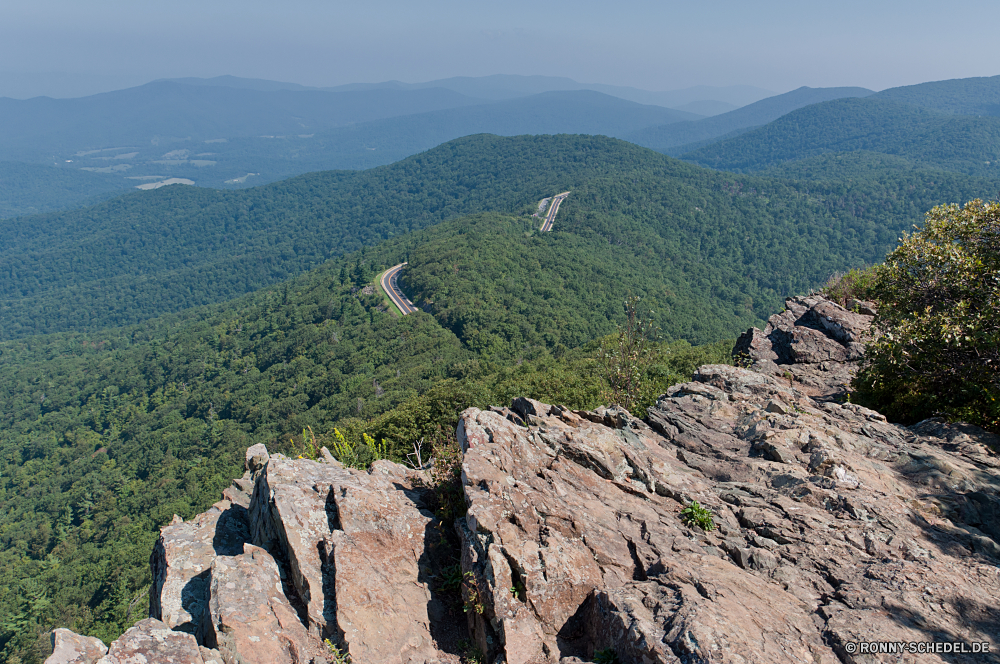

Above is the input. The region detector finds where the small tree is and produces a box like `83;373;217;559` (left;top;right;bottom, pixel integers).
855;199;1000;431
599;296;655;414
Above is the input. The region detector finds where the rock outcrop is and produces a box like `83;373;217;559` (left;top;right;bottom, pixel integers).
456;362;1000;663
47;294;1000;664
733;294;874;399
46;629;108;664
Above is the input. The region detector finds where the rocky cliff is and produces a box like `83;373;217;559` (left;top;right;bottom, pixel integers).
46;296;1000;664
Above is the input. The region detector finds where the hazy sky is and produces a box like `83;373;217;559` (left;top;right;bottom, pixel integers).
2;0;999;98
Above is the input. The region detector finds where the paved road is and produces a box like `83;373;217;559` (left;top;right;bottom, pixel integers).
540;191;570;232
380;262;420;315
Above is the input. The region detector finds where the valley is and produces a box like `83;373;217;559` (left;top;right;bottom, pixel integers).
1;71;999;664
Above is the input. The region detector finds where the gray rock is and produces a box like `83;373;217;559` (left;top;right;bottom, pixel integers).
45;628;107;664
96;618;205;663
204;545;320;664
149;500;249;641
245;443;270;473
456;362;1000;663
732;294;874;398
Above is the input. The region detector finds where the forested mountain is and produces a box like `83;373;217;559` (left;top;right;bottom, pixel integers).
2;122;1000;662
873;74;1000;115
682;97;1000;176
3;134;993;342
0;81;485;159
760;150;1000;185
0;87;701;217
624;86;874;154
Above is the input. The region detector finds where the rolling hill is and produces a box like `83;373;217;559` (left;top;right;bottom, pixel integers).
2;134;994;342
624;86;874;154
873;74;1000;116
682;97;1000;177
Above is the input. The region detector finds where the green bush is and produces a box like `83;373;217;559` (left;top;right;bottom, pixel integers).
854;200;1000;431
821;267;877;308
679;501;715;531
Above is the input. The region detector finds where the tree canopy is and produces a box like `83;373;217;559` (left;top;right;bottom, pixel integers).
854;200;1000;431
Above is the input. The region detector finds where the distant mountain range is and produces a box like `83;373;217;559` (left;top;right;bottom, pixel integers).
0;84;704;217
4;73;1000;220
624;86;876;153
681;93;1000;178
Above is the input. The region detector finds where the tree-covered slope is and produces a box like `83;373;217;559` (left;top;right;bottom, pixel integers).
683;97;1000;177
0;162;132;219
873;74;1000;116
0;134;641;338
400;164;997;350
624;86;873;154
3;133;996;342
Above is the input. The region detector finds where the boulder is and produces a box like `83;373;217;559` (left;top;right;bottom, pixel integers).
45;628;107;664
248;452;456;662
149;500;249;641
733;294;874;398
203;545;320;664
96;618;206;663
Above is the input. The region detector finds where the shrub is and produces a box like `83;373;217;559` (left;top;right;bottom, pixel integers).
599;296;655;415
821;267;877;308
679;501;715;531
854;200;1000;431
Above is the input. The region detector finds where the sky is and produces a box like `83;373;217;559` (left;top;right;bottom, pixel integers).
1;0;999;98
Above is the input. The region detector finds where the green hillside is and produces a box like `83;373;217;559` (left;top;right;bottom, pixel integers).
4;133;995;343
683;97;1000;176
624;86;873;154
0;134;607;338
873;74;1000;116
0;162;131;219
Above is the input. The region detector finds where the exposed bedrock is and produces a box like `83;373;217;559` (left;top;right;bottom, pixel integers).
47;296;1000;664
456;366;1000;663
733;294;875;399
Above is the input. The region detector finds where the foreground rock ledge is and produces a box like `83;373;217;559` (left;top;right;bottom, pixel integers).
457;368;1000;664
45;300;1000;664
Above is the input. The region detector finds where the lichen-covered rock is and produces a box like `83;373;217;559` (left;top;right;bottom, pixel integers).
457;368;1000;663
149;499;249;641
45;628;107;664
203;544;321;664
96;618;206;663
248;453;360;637
249;452;456;662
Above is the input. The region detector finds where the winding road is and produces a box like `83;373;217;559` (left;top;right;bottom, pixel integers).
380;262;420;315
540;191;570;232
382;192;569;315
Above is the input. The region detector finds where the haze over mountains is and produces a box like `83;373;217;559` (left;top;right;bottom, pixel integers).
6;73;999;219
